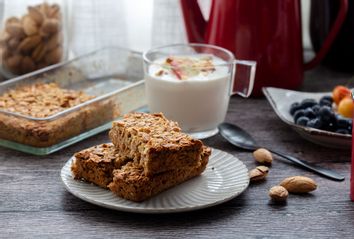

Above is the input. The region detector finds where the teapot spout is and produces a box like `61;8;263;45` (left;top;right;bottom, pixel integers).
180;0;206;43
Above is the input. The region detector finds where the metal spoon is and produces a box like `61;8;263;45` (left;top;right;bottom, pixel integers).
218;122;345;181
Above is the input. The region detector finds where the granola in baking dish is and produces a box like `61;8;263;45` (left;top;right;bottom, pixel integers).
0;82;119;147
0;82;94;118
109;112;203;176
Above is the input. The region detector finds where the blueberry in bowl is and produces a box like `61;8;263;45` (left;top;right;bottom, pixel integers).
262;87;352;149
290;96;352;135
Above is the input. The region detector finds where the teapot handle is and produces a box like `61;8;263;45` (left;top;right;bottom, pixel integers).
304;0;348;70
230;60;256;97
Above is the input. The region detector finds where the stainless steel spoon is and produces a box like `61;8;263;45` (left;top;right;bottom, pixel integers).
218;122;345;181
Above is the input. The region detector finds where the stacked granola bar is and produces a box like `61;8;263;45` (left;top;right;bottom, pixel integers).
71;112;211;202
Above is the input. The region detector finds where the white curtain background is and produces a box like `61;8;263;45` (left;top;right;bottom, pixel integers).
0;0;312;56
70;0;128;56
70;0;214;55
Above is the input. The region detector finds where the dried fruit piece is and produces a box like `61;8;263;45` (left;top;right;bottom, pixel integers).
269;185;288;202
338;97;353;118
253;148;273;164
249;166;269;182
332;85;351;105
280;176;317;193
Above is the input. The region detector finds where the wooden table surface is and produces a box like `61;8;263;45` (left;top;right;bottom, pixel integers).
1;66;353;238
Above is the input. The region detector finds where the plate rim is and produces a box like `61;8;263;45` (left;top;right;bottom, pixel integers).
61;148;250;214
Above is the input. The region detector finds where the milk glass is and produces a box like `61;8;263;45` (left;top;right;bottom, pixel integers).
143;43;256;139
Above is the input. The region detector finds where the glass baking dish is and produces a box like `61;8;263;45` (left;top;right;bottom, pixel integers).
0;47;146;155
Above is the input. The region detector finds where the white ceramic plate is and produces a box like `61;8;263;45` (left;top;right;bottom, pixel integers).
61;148;249;214
262;87;351;149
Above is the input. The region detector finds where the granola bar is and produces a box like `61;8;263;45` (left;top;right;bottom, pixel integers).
71;143;131;188
108;146;211;202
109;112;203;176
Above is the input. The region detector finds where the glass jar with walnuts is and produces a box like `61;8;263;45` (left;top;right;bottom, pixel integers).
0;0;68;78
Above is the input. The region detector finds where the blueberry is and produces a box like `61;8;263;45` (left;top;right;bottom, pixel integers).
322;122;337;132
304;108;316;119
289;102;301;116
320;95;333;104
319;99;332;107
296;116;310;126
319;106;335;123
293;109;305;122
336;115;350;128
306;118;322;129
301;99;317;109
311;104;321;114
345;118;352;133
335;129;350;134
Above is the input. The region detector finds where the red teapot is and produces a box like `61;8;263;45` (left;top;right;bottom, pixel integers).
180;0;348;96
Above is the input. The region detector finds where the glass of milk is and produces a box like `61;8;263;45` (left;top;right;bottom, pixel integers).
143;43;256;139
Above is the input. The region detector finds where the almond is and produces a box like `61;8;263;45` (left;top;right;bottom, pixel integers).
5;22;25;39
0;31;10;46
5;17;21;27
4;54;23;72
36;62;48;70
48;4;61;19
269;185;288;202
7;37;20;50
46;32;62;51
22;15;38;36
253;148;273;164
18;35;42;52
1;48;11;59
249;165;269;182
31;42;47;62
45;46;62;64
21;56;36;73
39;2;51;17
41;19;60;35
280;176;317;193
28;6;44;24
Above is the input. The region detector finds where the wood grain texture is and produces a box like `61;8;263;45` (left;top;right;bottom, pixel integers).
0;65;353;238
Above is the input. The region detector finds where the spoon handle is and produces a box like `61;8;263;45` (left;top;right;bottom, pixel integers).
269;149;345;181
